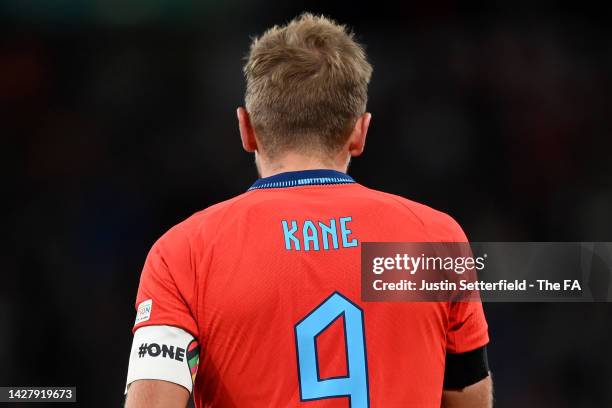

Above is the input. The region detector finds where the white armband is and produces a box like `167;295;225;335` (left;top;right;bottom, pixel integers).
125;325;200;394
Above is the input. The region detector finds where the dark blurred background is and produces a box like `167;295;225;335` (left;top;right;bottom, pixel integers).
3;1;612;407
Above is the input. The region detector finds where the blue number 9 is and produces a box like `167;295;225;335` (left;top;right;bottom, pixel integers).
294;292;370;407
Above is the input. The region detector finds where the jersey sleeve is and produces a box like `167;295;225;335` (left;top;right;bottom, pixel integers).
442;213;490;353
125;224;201;393
446;301;489;353
132;224;198;336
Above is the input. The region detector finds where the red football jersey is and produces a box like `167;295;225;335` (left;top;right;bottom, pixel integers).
132;169;488;407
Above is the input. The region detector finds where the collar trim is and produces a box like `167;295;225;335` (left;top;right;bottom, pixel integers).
248;169;355;191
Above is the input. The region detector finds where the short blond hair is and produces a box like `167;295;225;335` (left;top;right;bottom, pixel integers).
244;13;372;158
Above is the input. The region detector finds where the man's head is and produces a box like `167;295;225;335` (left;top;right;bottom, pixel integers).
238;13;372;174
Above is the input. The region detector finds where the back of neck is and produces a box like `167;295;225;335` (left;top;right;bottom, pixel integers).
256;151;349;178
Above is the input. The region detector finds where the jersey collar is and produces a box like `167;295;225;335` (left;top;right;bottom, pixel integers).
248;169;355;191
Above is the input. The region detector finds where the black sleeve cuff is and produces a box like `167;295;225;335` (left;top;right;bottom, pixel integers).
443;345;490;390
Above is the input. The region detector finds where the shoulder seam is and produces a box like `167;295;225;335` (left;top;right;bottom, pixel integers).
184;190;257;339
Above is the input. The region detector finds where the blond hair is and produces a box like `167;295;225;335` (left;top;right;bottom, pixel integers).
244;13;372;158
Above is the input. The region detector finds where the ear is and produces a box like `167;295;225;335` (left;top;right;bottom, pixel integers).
237;107;258;153
348;112;371;157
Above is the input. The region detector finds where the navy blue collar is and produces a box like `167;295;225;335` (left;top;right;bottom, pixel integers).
248;169;355;191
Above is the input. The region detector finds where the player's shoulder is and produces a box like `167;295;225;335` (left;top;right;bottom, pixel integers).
155;191;256;244
357;185;467;241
